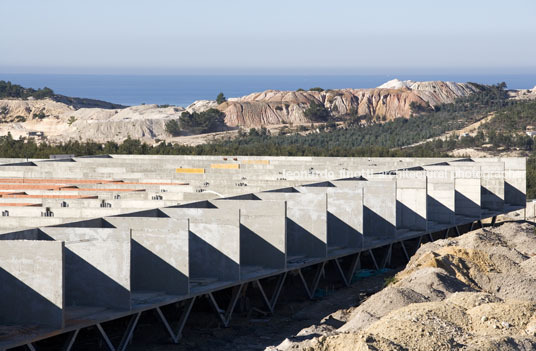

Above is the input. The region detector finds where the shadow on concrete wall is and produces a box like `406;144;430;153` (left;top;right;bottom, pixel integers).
363;206;396;249
64;249;130;310
240;223;285;270
0;268;63;328
189;231;239;283
455;191;480;218
286;218;326;260
481;187;504;211
396;201;426;231
505;182;526;206
427;195;455;225
327;212;363;250
131;240;188;295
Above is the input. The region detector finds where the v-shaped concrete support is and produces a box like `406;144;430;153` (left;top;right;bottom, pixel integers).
156;297;197;344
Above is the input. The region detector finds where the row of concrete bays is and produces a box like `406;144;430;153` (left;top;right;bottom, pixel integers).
0;158;526;344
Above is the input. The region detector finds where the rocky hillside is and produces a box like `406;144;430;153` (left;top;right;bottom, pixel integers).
220;80;480;126
271;222;536;351
0;80;487;143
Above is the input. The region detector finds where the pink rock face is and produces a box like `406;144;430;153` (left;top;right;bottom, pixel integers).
218;81;479;127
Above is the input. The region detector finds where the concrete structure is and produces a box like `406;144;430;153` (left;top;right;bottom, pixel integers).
0;155;526;350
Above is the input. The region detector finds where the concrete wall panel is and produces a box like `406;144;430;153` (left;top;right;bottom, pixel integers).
256;189;327;260
0;240;64;328
40;228;131;310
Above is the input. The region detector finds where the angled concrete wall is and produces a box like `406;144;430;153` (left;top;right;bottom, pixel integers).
40;228;131;310
424;166;456;229
300;182;364;257
161;208;240;288
451;163;482;222
256;189;327;263
105;217;190;296
214;199;287;275
503;158;527;206
359;179;397;249
0;240;64;328
396;173;427;234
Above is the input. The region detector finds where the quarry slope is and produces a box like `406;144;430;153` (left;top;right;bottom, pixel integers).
269;221;536;351
0;79;482;143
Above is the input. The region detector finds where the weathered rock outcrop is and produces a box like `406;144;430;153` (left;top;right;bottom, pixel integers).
217;79;481;127
0;79;482;142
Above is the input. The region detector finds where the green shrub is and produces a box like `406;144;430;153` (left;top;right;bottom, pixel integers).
304;102;331;122
165;119;181;136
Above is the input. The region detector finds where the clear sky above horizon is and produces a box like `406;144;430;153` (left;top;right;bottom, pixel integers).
1;0;535;75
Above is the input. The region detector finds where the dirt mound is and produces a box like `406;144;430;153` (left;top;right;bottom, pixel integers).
271;222;536;351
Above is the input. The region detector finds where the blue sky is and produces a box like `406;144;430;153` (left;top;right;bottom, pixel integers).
0;0;535;74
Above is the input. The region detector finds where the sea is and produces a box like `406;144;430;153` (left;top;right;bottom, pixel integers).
1;73;536;107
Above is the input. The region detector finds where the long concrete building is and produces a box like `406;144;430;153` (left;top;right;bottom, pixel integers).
0;155;527;350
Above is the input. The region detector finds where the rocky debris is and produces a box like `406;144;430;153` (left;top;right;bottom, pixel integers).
270;222;536;351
